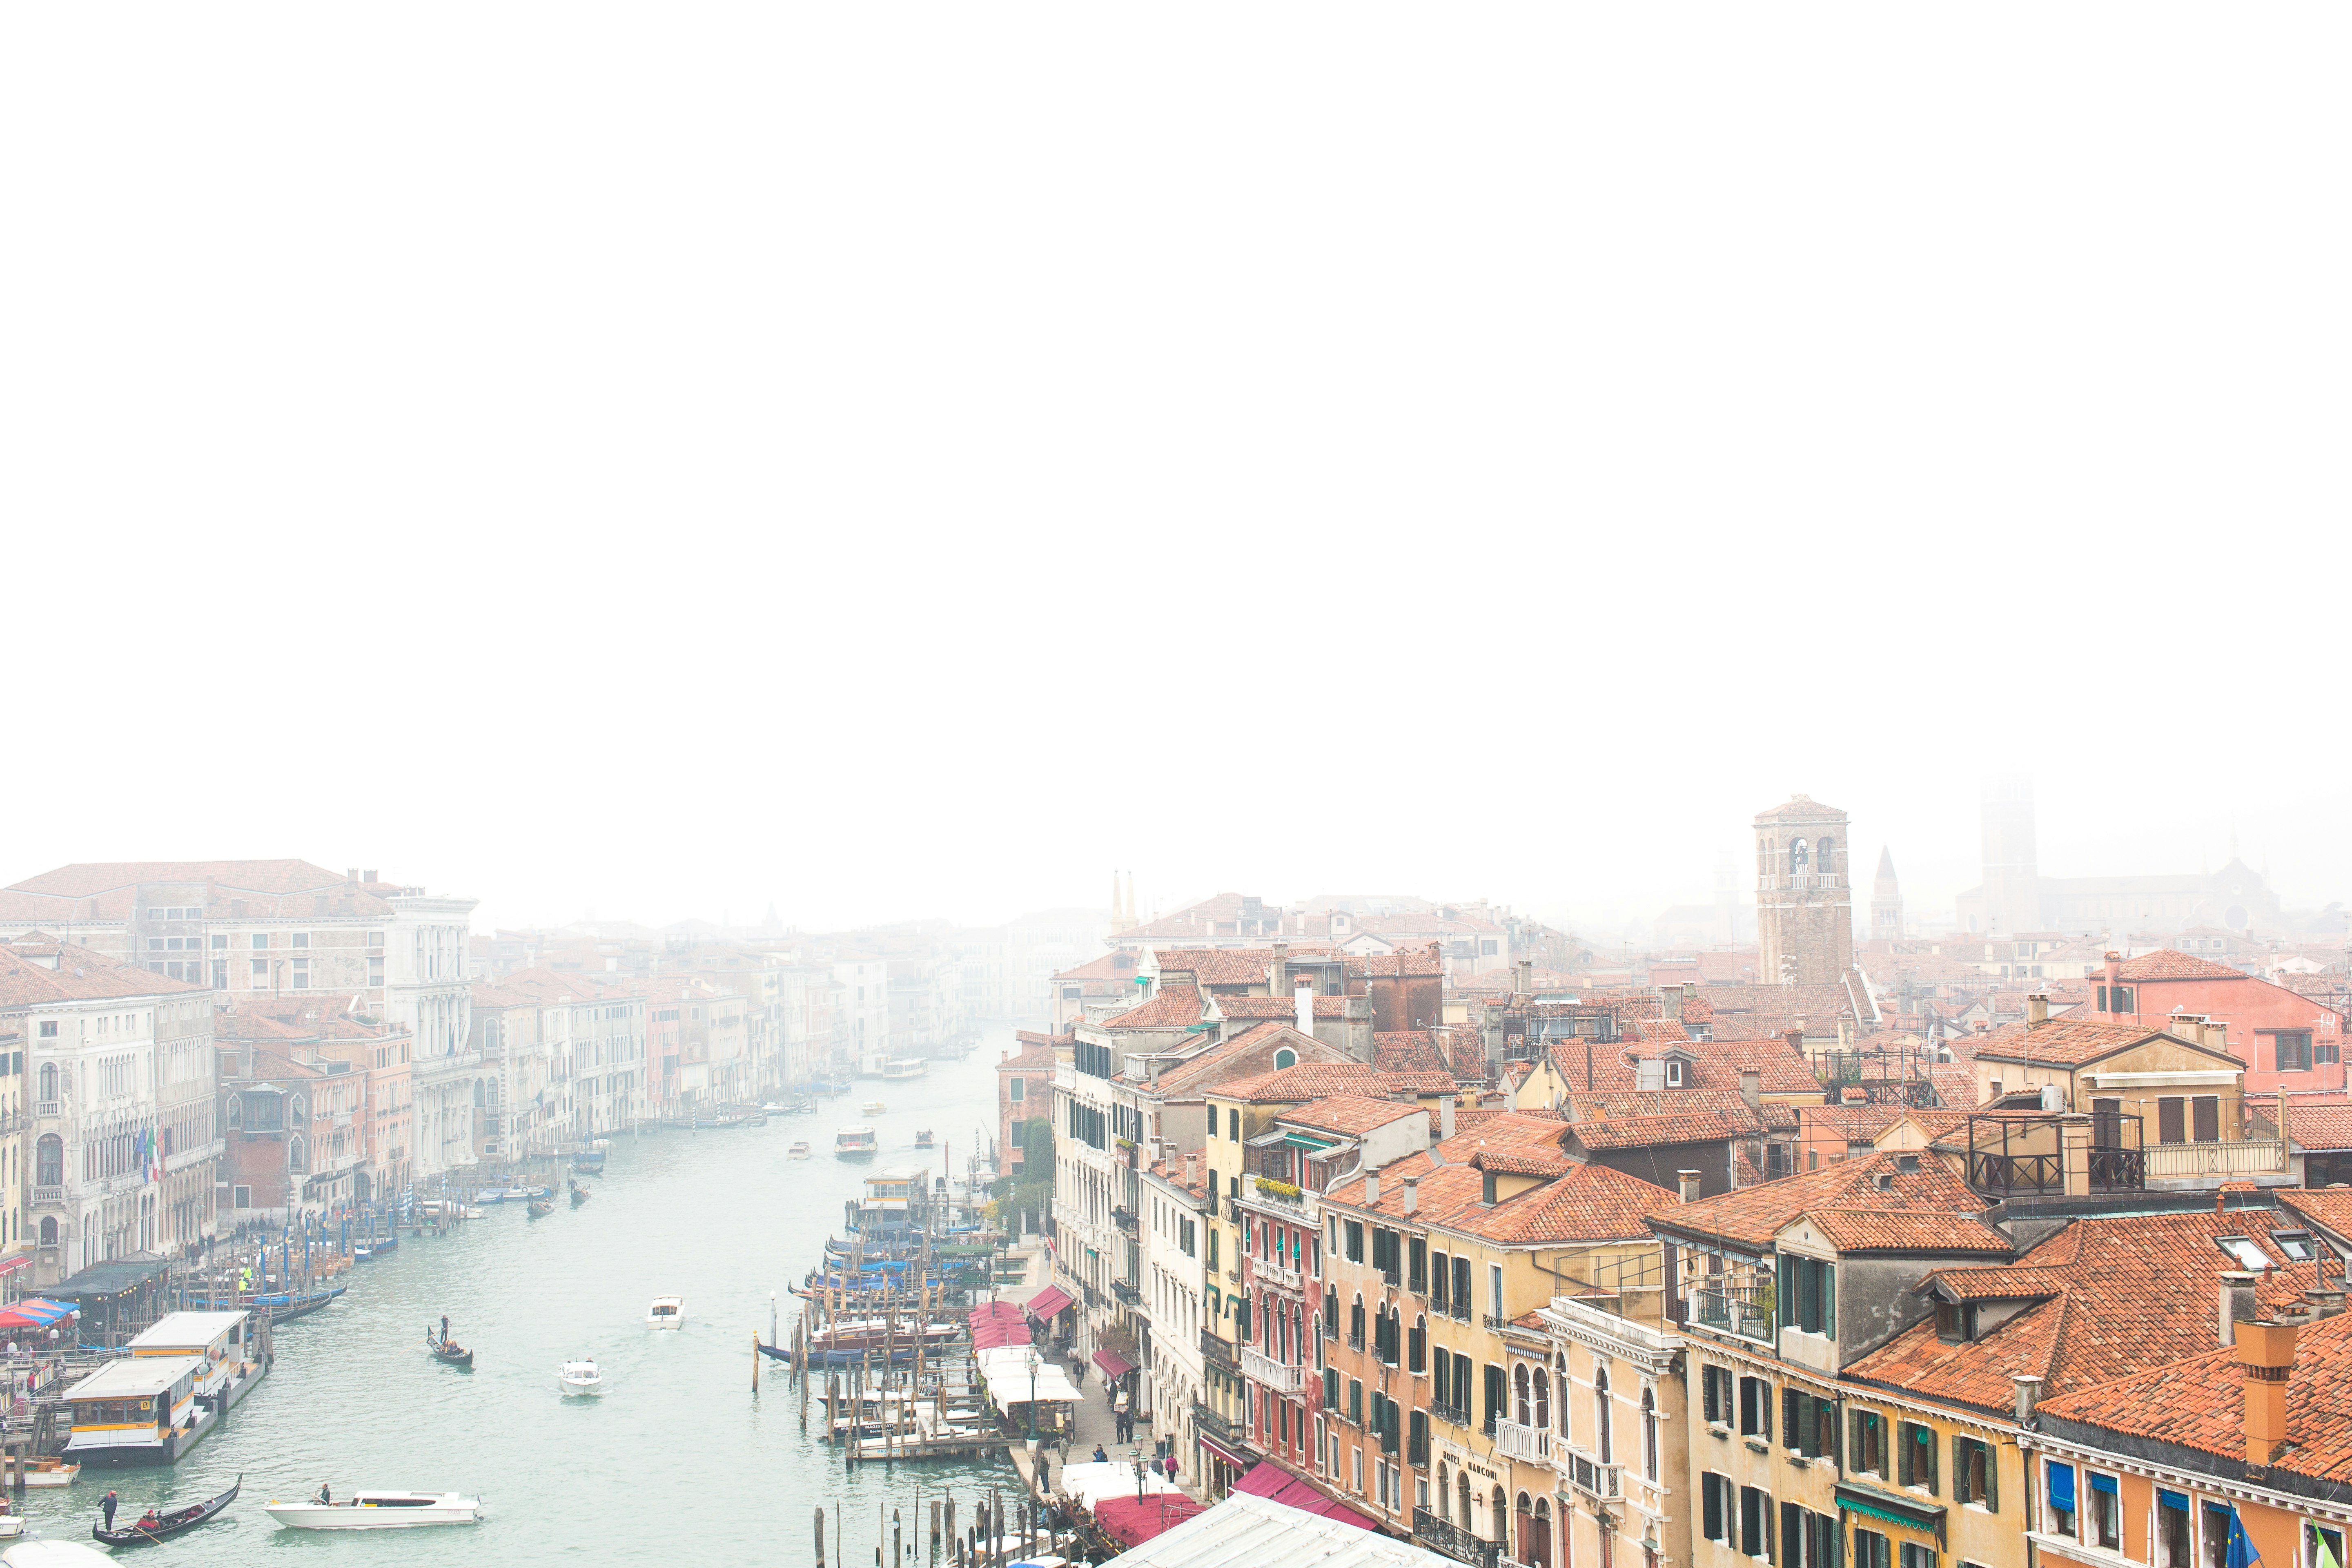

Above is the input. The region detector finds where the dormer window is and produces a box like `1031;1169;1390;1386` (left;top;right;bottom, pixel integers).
1934;1300;1978;1343
2272;1231;2316;1262
1666;1060;1684;1087
2216;1236;2268;1270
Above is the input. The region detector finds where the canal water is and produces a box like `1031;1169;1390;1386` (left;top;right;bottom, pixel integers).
14;1040;1023;1562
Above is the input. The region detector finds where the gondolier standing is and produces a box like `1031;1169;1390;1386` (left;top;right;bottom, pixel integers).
440;1315;450;1343
102;1490;118;1532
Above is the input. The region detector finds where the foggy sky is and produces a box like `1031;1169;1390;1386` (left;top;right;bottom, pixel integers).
6;7;2346;939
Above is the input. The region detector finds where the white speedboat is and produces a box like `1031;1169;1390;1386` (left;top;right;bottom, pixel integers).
861;1099;886;1115
788;1141;812;1159
264;1491;483;1529
647;1295;684;1330
559;1359;603;1396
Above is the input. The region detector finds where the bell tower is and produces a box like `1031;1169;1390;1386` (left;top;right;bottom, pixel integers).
1755;795;1855;986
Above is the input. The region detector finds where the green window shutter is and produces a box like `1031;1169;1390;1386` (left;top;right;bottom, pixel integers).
1987;1444;1999;1512
1823;1263;1836;1337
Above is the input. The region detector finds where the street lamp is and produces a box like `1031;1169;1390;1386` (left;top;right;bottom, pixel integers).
1025;1347;1040;1442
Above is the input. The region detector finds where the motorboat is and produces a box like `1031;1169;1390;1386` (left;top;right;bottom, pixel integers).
647;1295;685;1330
880;1058;929;1082
16;1459;77;1488
559;1359;603;1396
861;1100;887;1115
834;1125;879;1160
914;1128;935;1148
0;1512;21;1541
789;1140;812;1159
263;1491;484;1529
93;1473;240;1546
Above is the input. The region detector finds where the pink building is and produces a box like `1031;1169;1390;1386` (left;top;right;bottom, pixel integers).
2080;949;2346;1095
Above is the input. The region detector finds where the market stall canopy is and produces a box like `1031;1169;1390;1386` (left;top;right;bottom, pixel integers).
969;1303;1033;1349
1092;1348;1136;1380
1232;1460;1383;1530
1099;1494;1457;1568
49;1259;170;1299
0;1300;77;1331
981;1363;1080;1413
1025;1285;1074;1319
1094;1495;1210;1548
1056;1461;1179;1512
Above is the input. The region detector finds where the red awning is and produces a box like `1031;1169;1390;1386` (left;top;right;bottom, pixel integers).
1093;1348;1136;1380
968;1303;1035;1349
1027;1285;1074;1320
1197;1432;1251;1470
1094;1494;1209;1547
1232;1460;1382;1530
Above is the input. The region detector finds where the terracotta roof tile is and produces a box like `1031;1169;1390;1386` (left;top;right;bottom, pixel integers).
1568;1107;1771;1150
1101;985;1204;1030
1281;1095;1426;1138
1802;1208;2011;1254
1648;1152;1987;1249
0;940;207;1004
1214;1062;1450;1104
2117;949;2245;981
1214;994;1350;1020
1970;1015;2237;1068
1469;1149;1573;1178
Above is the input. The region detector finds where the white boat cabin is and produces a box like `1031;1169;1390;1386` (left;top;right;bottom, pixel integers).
129;1311;255;1400
62;1355;205;1459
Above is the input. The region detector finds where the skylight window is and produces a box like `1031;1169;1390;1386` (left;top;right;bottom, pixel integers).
2216;1236;2269;1270
2272;1231;2316;1262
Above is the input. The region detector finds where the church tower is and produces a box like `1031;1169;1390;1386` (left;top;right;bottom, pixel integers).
1755;795;1855;986
1871;847;1904;941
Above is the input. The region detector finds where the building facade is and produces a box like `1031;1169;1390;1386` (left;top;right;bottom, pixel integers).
1755;797;1855;988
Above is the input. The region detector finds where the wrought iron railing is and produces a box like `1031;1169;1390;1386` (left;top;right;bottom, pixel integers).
1413;1508;1501;1568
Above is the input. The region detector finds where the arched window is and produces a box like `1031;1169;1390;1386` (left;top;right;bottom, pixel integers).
1457;1472;1473;1535
290;1095;307;1124
1272;1047;1297;1070
1409;1314;1427;1374
1817;836;1834;874
227;1094;243;1129
1324;1287;1339;1336
38;1217;56;1247
1532;1497;1553;1568
1516;1492;1536;1565
288;1136;308;1175
1350;1294;1365;1348
37;1062;56;1102
34;1135;61;1187
1490;1486;1508;1547
1438;1463;1452;1523
1533;1366;1549;1432
1513;1364;1530;1425
1595;1366;1613;1465
1789;838;1810;873
1643;1387;1659;1481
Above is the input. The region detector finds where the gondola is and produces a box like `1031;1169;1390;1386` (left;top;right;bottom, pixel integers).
95;1473;242;1546
426;1330;475;1369
527;1198;556;1218
568;1181;589;1208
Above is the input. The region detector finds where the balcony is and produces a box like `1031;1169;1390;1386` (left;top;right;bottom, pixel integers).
1492;1418;1553;1464
1241;1347;1304;1394
1560;1447;1622;1501
31;1186;63;1207
1257;1260;1303;1296
1430;1399;1472;1429
2146;1139;2287;1181
1413;1508;1501;1568
1194;1401;1241;1448
1203;1334;1238;1372
33;1101;60;1120
1243;1174;1306;1210
1483;1313;1515;1333
1113;1206;1138;1236
1111;1280;1142;1305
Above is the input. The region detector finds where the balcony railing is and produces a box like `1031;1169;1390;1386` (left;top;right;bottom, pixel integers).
1561;1447;1622;1501
2146;1139;2287;1180
1241;1347;1304;1394
33;1101;60;1119
1413;1508;1501;1568
1245;1174;1305;1209
31;1186;63;1207
1483;1313;1515;1333
1492;1418;1553;1464
1430;1399;1472;1429
1203;1334;1237;1372
1112;1206;1138;1235
1194;1401;1239;1448
1256;1259;1303;1295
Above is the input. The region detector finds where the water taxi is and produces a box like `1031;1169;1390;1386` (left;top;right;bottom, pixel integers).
559;1359;603;1396
880;1058;929;1082
860;1099;886;1115
17;1458;78;1487
263;1491;484;1529
788;1140;812;1159
647;1296;685;1330
835;1125;879;1159
914;1128;934;1148
64;1312;266;1466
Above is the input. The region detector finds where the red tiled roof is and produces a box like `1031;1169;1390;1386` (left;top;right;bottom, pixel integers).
1050;951;1140;983
8;859;392;899
1214;994;1350;1020
1470;1149;1573;1178
2118;949;2245;981
1101;985;1204;1030
1352;943;1446;978
1753;795;1845;823
1801;1208;2011;1255
1567;1107;1770;1151
0;940;207;1004
997;1041;1058;1073
1281;1095;1426;1138
1969;1015;2237;1068
1153;947;1335;988
1544;1034;1822;1099
1648;1152;1987;1249
1846;1208;2321;1414
1214;1062;1450;1104
2037;1308;2352;1486
1373;1031;1449;1076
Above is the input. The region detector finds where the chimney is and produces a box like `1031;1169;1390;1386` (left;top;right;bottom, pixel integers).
1402;1176;1419;1215
2238;1318;2299;1471
1184;1152;1200;1189
1663;984;1686;1021
1271;942;1290;994
1364;1171;1381;1206
1148;1057;1162;1088
1784;1028;1804;1055
1739;1071;1761;1113
1440;1097;1457;1140
2027;993;2049;1025
2306;1286;2346;1319
1517;960;1533;996
2012;1374;2044;1424
1837;1013;1853;1049
1677;1170;1702;1203
2104;951;2123;1013
2220;1272;2261;1346
1296;980;1315;1037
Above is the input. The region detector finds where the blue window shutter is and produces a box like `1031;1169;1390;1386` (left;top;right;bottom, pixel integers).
2048;1462;2076;1513
2091;1473;2119;1496
2160;1491;2191;1513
